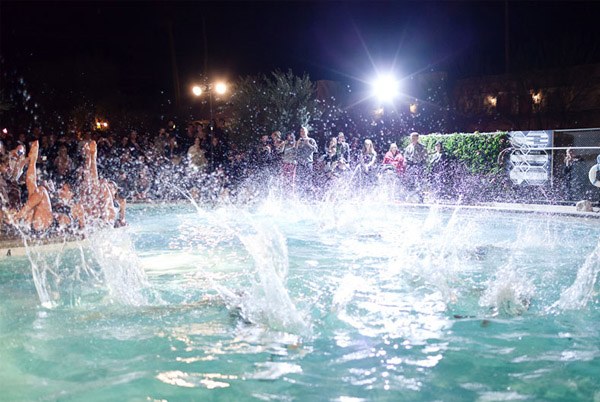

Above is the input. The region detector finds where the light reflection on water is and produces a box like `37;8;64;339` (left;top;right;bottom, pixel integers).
0;201;599;400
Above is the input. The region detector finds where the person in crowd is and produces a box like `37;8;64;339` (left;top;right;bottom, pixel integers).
96;133;114;159
187;135;208;172
336;132;351;166
563;147;585;201
319;137;340;181
107;180;127;227
295;126;318;195
255;134;272;169
271;131;284;152
404;132;427;197
153;128;170;159
382;143;405;176
279;132;297;192
209;135;228;172
429;141;450;200
181;123;197;156
128;130;144;159
53;144;74;181
12;141;53;233
133;163;153;201
270;131;284;172
357;139;377;188
350;137;361;168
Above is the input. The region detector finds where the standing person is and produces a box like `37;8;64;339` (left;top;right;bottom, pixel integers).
13;141;53;233
429;141;450;200
255;134;272;170
279;132;297;192
270;131;284;174
563;148;584;201
295;126;318;196
187;136;208;172
404;132;427;198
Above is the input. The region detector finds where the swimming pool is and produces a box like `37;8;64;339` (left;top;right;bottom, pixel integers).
1;200;599;401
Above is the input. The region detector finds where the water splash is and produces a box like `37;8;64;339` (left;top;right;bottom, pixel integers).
22;226;153;308
553;239;600;310
187;202;310;337
479;258;536;316
87;228;152;306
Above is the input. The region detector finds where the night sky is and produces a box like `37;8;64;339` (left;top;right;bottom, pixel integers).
2;1;600;120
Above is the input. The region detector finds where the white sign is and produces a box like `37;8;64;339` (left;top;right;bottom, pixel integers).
508;131;551;185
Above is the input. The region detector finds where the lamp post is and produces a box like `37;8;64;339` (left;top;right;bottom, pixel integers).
191;81;228;123
191;81;228;170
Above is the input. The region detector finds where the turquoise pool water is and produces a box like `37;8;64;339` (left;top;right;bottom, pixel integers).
1;201;599;401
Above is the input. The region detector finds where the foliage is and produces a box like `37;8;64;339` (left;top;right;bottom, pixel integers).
226;70;323;145
401;131;509;175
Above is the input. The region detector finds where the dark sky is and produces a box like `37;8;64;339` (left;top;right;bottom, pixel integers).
2;1;600;116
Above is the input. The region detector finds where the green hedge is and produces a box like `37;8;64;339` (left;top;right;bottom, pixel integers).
400;131;509;175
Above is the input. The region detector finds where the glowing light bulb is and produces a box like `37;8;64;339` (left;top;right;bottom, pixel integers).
192;86;203;96
214;82;227;95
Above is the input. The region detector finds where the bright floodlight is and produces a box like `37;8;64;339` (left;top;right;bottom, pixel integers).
214;82;227;95
192;85;203;96
372;74;399;103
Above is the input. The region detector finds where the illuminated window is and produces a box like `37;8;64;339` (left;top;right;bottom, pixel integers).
531;91;542;105
484;95;497;108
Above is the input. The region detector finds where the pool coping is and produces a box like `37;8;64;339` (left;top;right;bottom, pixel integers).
394;201;600;219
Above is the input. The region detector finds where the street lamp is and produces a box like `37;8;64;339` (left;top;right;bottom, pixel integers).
191;81;228;122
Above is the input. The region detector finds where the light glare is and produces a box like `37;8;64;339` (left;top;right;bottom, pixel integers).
372;75;399;103
192;85;203;96
214;82;227;95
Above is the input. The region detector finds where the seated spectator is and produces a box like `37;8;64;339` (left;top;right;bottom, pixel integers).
357;139;377;187
382;143;405;176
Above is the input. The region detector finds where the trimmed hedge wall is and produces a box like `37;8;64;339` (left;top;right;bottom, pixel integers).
400;131;509;175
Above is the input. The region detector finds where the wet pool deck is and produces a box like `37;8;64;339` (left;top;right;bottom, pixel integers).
1;201;598;258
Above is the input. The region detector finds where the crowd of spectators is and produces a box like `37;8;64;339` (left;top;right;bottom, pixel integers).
0;119;466;238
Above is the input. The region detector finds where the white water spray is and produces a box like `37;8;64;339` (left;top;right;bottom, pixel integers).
554;239;600;310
